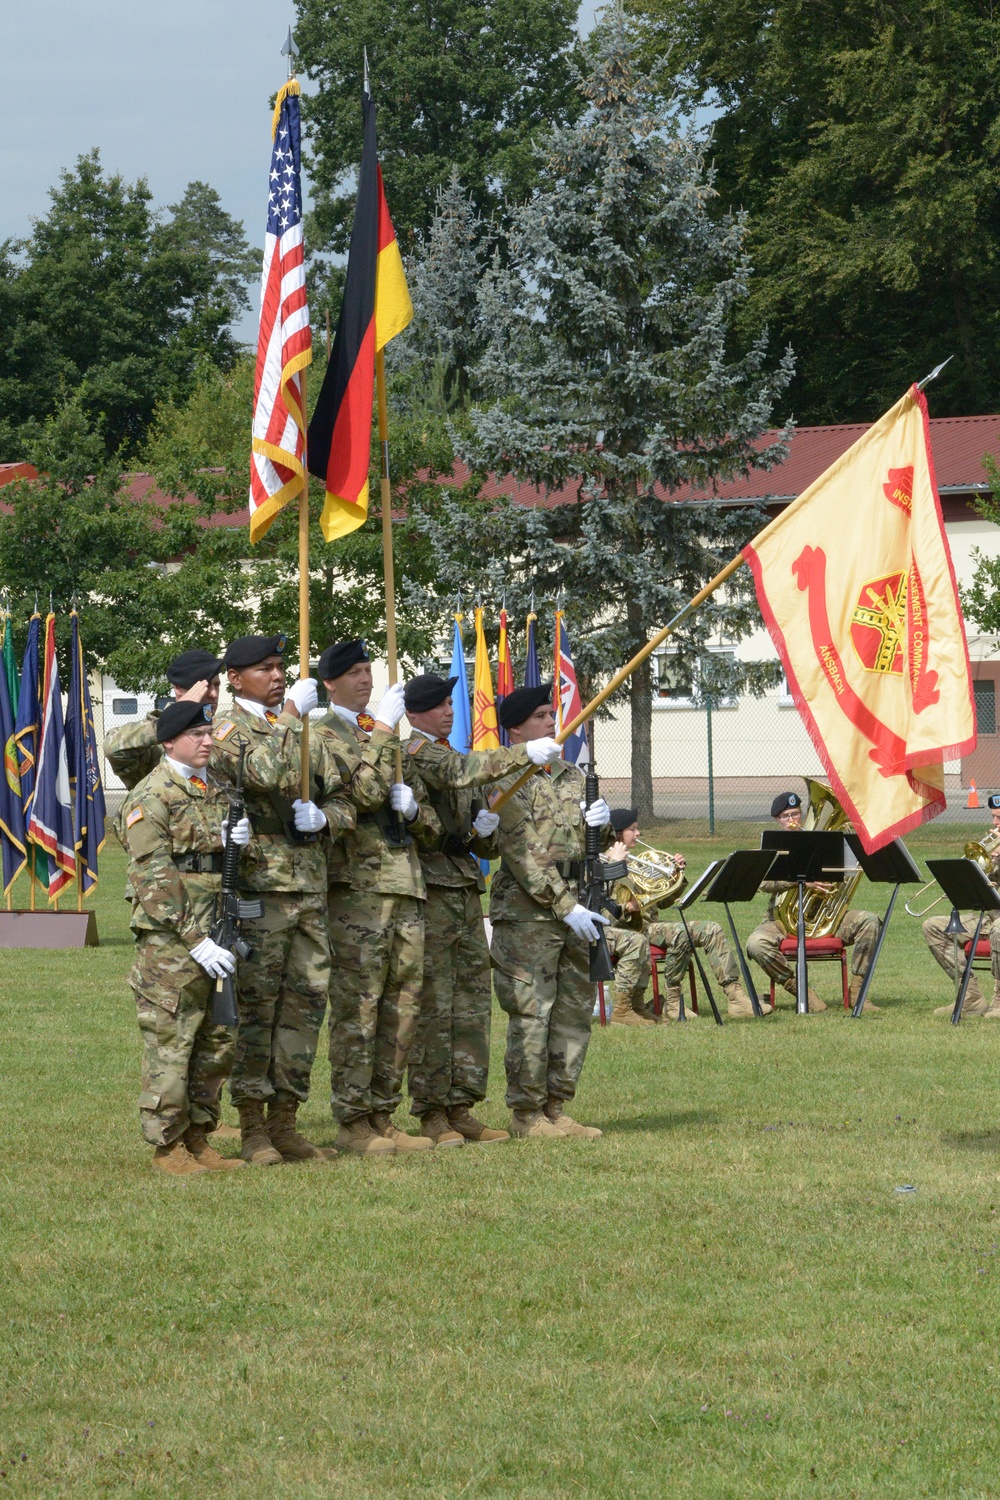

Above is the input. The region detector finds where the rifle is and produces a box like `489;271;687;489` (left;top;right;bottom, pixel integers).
209;740;265;1027
581;761;627;983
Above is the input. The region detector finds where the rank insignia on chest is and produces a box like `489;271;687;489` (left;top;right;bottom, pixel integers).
357;712;376;733
126;807;144;827
213;720;236;741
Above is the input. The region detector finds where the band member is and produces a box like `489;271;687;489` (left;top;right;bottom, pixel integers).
105;647;225;792
922;793;1000;1017
605;810;760;1021
315;639;440;1156
746;791;881;1012
488;683;612;1140
402;672;560;1144
121;700;251;1175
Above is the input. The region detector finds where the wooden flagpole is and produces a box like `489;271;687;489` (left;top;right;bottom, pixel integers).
298;370;311;801
376;348;405;785
491;552;747;810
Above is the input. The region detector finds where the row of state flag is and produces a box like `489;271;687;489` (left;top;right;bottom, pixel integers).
0;609;106;901
446;606;590;767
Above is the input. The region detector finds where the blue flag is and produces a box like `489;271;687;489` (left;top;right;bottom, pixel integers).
65;610;107;895
448;615;472;753
0;613;26;896
524;612;541;687
27;613;76;896
13;613;45;885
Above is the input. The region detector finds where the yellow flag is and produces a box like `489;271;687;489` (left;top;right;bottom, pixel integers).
472;607;500;751
743;384;975;851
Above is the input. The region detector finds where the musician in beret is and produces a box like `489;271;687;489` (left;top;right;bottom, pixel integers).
401;672;561;1147
921;791;1000;1017
485;683;612;1141
121;700;254;1177
745;790;881;1013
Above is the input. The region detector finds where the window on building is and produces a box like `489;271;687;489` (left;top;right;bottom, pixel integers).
652;648;737;706
112;697;138;716
974;679;996;735
155;696;172;711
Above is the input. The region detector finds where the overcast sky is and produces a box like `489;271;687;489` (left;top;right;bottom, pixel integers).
4;0;600;343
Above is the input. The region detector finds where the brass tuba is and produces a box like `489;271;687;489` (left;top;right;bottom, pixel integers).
612;840;687;928
774;778;864;939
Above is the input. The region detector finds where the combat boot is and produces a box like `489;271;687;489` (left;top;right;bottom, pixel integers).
370;1111;435;1152
266;1100;336;1162
545;1099;602;1139
336;1117;396;1155
724;982;773;1018
510;1109;567;1139
237;1100;284;1166
152;1139;210;1177
448;1105;510;1143
661;984;696;1022
418;1108;464;1147
984;985;1000;1018
848;977;881;1012
782;979;826;1012
935;981;989;1016
610;990;654;1027
211;1123;241;1141
184;1127;247;1171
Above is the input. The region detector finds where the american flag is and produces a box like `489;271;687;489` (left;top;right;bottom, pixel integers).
250;80;312;542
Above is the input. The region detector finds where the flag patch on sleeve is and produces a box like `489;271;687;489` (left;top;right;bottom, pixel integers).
126;807;144;827
213;720;236;741
407;739;424;756
487;787;502;808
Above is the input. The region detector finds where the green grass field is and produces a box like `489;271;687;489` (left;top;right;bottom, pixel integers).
4;821;1000;1498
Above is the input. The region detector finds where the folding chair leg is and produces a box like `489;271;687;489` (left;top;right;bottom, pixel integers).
650;953;662;1018
688;961;698;1015
841;953;850;1009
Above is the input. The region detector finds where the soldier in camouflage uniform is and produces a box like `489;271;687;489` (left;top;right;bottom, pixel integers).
604;809;760;1022
214;634;353;1166
314;640;443;1156
922;794;1000;1018
122;699;252;1176
746;791;881;1013
401;672;563;1146
105;648;224;794
488;683;614;1141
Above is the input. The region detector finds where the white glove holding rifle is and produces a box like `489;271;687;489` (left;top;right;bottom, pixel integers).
562;904;610;944
190;937;236;979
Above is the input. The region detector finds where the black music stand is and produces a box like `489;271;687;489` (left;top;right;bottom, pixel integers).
924;859;1000;1023
685;849;780;1019
673;863;726;1025
760;830;853;1014
844;836;923;1017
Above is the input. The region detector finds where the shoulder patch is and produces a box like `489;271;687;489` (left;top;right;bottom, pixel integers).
125;807;144;827
213;720;236;741
407;739;424;756
487;787;503;808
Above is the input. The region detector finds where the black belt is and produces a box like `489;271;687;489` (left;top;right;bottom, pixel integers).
440;833;473;857
173;852;224;874
555;859;582;880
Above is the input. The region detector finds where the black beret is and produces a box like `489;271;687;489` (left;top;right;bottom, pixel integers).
167;649;224;689
770;791;801;818
318;638;370;680
404;673;458;714
497;682;553;731
610;807;639;834
224;634;287;669
988;794;1000;811
157;701;214;742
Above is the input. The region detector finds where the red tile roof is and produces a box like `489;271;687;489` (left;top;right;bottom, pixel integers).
0;463;37;489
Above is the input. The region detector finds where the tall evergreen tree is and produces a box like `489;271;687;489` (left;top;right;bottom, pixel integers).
409;11;793;816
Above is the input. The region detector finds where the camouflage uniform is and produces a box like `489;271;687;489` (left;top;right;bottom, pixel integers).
606;905;737;1015
210;704;350;1107
489;761;607;1113
315;711;441;1124
922;843;1000;1005
122;759;254;1146
403;734;531;1118
747;881;880;992
105;712;162;793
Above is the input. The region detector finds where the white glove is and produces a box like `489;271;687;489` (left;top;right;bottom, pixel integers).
473;809;500;836
190;937;236;979
292;798;327;833
389;782;418;821
375;683;406;729
525;736;562;766
220;816;252;848
286;678;318;716
562;903;611;943
581;796;611;828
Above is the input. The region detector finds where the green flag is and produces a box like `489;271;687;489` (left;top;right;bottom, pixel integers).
1;611;19;708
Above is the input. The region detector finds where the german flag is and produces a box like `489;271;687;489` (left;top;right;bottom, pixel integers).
308;88;412;541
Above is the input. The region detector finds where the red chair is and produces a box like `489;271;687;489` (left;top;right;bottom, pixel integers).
964;937;992;970
768;935;850;1010
596;947;696;1025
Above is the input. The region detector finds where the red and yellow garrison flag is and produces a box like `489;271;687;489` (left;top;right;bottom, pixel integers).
472;607;500;752
743;384;975;851
307;85;412;541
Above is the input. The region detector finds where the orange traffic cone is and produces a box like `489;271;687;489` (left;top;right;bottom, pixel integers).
967;780;981;809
